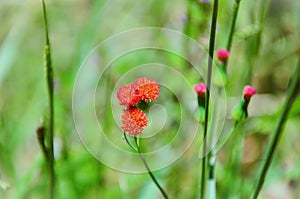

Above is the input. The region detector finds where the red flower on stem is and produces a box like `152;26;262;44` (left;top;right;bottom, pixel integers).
117;77;160;135
117;78;160;107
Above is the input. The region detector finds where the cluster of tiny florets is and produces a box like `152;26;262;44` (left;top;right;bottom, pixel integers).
117;78;160;135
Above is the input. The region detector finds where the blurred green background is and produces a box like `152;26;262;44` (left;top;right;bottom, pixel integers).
0;0;300;198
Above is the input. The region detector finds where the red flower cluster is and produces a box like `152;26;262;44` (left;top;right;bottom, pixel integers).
117;78;160;107
121;108;148;136
117;78;160;135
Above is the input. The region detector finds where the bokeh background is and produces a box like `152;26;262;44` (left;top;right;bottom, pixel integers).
0;0;300;198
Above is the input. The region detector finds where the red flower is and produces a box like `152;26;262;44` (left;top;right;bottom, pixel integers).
117;77;160;107
121;107;148;135
118;77;159;136
243;85;256;100
134;78;160;103
117;84;140;107
194;83;206;97
216;49;230;63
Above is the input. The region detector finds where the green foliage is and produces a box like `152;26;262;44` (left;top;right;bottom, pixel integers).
0;0;300;198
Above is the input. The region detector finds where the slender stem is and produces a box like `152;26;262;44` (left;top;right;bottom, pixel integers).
252;58;300;199
224;0;242;71
228;122;244;197
207;0;243;191
41;0;55;198
206;86;222;199
226;0;241;52
200;0;219;199
218;121;240;199
123;132;137;151
134;137;169;199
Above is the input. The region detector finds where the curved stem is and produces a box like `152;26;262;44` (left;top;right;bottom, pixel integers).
123;132;137;151
200;0;219;198
134;137;169;199
252;57;300;199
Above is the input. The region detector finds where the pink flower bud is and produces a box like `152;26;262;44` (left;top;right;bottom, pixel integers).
216;49;230;63
243;85;256;100
194;83;206;97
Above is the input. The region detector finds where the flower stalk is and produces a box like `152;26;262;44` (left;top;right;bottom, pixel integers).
123;133;169;199
252;57;300;199
226;0;241;52
200;0;219;198
134;137;169;199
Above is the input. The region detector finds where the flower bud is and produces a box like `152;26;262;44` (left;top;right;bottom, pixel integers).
243;85;256;100
216;49;230;63
194;83;206;97
232;85;256;122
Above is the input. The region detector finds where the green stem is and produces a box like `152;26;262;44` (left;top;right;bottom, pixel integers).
123;132;137;151
207;0;243;191
41;0;55;198
206;86;222;199
252;57;300;199
228;122;244;198
134;137;169;199
226;0;241;52
200;0;219;199
224;0;242;71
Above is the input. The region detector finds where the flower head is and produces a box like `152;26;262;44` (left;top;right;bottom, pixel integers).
134;77;160;103
117;84;140;107
117;77;160;136
121;107;148;136
216;49;230;63
117;78;160;107
194;83;206;97
243;85;256;100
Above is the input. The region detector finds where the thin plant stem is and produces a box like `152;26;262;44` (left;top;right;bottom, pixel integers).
206;0;243;194
224;0;242;71
200;0;219;198
41;0;55;198
252;57;300;199
134;137;169;199
123;132;137;151
226;0;241;52
227;122;244;197
206;86;221;199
